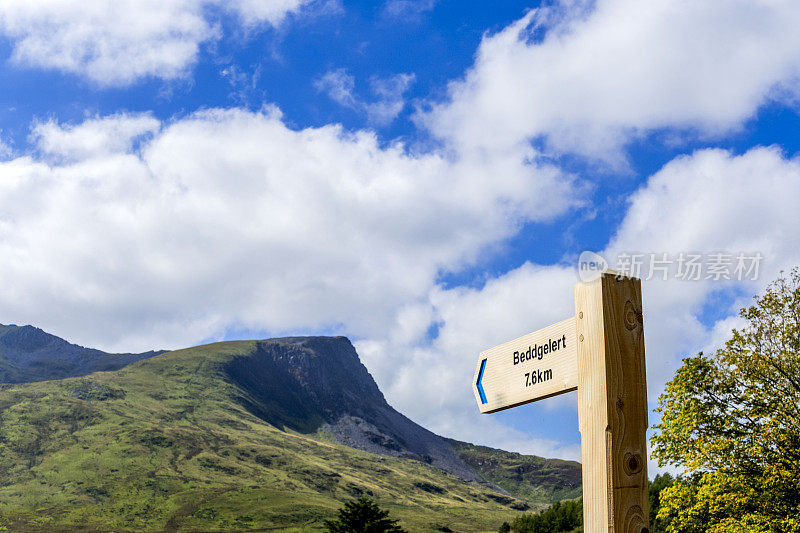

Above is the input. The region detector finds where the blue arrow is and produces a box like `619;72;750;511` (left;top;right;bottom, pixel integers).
476;358;488;404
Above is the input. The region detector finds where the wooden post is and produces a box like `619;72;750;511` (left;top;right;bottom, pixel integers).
574;272;649;533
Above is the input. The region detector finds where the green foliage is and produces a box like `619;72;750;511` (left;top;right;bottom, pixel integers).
652;269;800;533
500;499;582;533
648;473;674;533
324;497;406;532
498;472;672;533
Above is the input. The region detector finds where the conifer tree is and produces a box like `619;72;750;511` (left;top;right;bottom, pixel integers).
324;497;406;533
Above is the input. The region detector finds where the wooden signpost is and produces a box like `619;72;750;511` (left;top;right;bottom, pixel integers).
473;272;650;533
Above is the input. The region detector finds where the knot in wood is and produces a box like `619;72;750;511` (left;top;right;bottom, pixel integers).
623;451;644;475
624;300;640;330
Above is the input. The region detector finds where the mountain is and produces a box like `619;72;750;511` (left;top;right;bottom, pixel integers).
0;324;163;383
448;440;581;504
0;332;581;531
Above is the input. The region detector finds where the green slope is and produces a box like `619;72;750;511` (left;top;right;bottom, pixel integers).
448;441;582;505
0;340;531;532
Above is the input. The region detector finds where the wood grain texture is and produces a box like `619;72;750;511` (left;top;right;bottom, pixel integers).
473;317;578;413
575;273;649;533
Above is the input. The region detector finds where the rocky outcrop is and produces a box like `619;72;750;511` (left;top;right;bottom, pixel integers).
224;336;479;481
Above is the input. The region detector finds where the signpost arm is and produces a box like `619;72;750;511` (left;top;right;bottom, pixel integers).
575;273;649;533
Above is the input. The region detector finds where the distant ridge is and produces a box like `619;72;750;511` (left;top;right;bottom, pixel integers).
0;323;164;384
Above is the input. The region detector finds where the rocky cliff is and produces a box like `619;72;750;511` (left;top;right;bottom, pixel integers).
225;336;479;480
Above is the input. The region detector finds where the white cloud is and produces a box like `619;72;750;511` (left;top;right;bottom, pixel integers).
363;146;800;458
0;108;577;353
226;0;310;27
426;0;800;163
607;146;800;387
357;264;584;459
0;138;11;160
220;64;265;106
382;0;438;22
0;0;309;86
316;69;416;125
315;69;357;107
32;114;160;160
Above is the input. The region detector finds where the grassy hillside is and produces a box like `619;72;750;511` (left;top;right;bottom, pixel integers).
449;441;582;505
0;340;532;532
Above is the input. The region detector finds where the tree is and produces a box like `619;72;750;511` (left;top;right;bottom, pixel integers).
324;497;406;533
648;473;673;533
651;269;800;533
500;499;582;533
499;480;672;533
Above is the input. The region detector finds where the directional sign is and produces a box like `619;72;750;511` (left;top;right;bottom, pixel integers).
473;316;578;413
472;273;650;533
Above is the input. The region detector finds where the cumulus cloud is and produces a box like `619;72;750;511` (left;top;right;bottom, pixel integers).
363;146;800;457
0;0;309;86
316;69;416;125
426;0;800;163
356;263;584;458
607;146;800;386
0;108;577;352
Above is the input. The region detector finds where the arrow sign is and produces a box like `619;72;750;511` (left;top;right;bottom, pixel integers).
473;316;578;413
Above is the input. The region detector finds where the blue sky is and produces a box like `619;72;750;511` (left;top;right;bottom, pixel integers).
1;0;800;466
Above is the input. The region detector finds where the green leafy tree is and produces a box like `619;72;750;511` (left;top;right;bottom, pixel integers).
324;497;406;533
499;474;671;533
648;473;674;533
501;499;582;533
652;269;800;533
